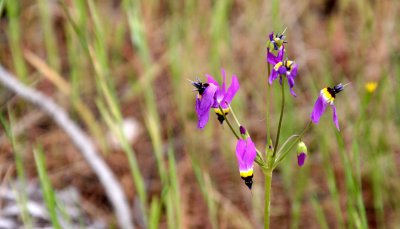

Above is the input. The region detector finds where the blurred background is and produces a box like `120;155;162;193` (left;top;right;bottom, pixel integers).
0;0;399;228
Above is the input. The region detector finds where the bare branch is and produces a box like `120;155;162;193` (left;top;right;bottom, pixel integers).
0;65;134;229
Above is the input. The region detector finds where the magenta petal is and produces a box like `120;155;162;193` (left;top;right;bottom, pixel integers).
236;138;256;171
277;48;284;59
297;152;306;167
277;66;287;75
207;74;224;105
243;138;256;168
221;75;239;106
287;76;297;97
195;98;201;116
236;139;247;170
196;84;217;129
332;104;340;131
267;51;279;65
291;64;298;79
269;71;278;84
269;32;274;41
200;84;217;111
196;98;210;128
197;110;211;129
311;95;328;124
206;74;219;86
221;69;226;95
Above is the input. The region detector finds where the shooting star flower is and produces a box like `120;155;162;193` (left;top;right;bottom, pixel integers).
236;126;256;189
267;30;287;53
310;83;347;131
267;49;298;97
192;79;218;129
207;69;240;124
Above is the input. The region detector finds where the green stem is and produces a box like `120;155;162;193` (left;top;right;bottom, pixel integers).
274;121;312;168
275;134;299;159
264;169;273;229
272;80;285;157
266;64;271;143
218;105;240;140
228;104;241;127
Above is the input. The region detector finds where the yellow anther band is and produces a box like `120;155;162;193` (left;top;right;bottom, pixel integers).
274;62;283;71
214;108;230;115
321;88;334;104
240;169;254;178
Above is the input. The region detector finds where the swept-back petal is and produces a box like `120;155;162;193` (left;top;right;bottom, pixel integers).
311;95;328;123
269;71;278;85
290;63;298;79
331;104;340;131
207;74;225;105
196;84;217;129
197;110;211;129
267;51;280;65
221;75;239;106
199;84;217;111
195;98;201;116
243;138;256;169
269;32;274;41
206;74;218;86
277;48;284;59
236;139;247;170
287;76;297;97
221;69;226;95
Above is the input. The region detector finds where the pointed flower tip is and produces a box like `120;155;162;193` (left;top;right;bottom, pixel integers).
245;179;253;190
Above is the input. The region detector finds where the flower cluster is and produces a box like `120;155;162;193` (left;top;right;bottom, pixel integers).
266;32;298;97
192;70;257;189
191;29;346;190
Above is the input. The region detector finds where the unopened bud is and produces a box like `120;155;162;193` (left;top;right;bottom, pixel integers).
296;141;308;167
239;126;246;136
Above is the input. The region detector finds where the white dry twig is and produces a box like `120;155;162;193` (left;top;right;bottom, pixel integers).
0;65;134;229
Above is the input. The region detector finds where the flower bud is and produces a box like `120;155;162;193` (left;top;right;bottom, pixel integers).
239;126;246;136
296;141;308;167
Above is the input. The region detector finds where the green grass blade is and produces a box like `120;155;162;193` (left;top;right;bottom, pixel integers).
37;0;60;70
310;195;329;229
0;113;32;228
167;138;182;228
149;197;161;229
33;146;61;229
6;0;27;81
